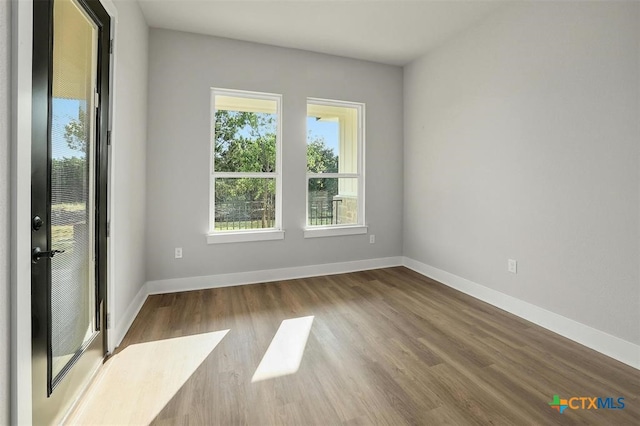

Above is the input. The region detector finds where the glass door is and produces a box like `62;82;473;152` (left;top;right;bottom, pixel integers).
31;0;111;423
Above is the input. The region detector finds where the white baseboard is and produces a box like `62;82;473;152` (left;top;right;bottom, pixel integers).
113;257;402;351
146;256;404;295
113;282;149;349
402;257;640;370
118;255;638;370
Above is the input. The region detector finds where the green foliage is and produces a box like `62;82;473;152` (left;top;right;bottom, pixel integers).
214;110;340;227
214;110;339;200
307;139;338;173
214;110;279;227
214;110;276;203
215;110;277;174
307;137;338;196
51;157;87;204
63;108;88;153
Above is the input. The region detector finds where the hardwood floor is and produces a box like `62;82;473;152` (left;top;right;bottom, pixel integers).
86;267;640;424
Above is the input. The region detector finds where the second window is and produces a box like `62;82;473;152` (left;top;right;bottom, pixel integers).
306;98;365;228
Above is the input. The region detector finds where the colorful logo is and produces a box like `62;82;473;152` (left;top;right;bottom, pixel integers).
548;394;625;414
549;395;569;413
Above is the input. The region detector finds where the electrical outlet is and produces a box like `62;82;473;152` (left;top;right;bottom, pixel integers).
175;247;183;259
508;259;517;274
369;234;375;244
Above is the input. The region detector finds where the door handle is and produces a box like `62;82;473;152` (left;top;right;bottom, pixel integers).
32;247;65;264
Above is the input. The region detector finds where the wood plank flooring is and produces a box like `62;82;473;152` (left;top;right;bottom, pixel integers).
86;267;640;425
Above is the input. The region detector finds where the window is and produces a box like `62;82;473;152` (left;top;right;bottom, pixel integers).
208;89;283;243
305;98;366;238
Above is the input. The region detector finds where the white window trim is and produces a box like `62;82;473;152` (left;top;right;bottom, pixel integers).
207;229;285;244
304;225;368;239
207;88;283;244
305;98;366;234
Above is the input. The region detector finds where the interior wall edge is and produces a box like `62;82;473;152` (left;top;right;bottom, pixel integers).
108;0;149;354
403;256;640;370
113;282;149;349
0;0;11;422
145;256;403;295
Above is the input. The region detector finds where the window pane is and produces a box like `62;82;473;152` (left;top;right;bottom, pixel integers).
214;96;278;173
308;178;358;226
307;104;358;174
307;117;338;173
215;178;276;230
50;0;98;382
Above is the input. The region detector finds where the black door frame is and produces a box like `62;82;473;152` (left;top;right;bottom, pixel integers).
31;0;111;396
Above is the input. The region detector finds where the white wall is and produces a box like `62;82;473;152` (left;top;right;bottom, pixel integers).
110;0;148;345
404;2;640;345
0;0;10;421
146;29;403;282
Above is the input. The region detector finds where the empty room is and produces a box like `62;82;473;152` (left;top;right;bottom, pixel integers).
2;0;639;424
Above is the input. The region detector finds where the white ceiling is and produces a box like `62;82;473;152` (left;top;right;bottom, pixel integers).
137;0;508;66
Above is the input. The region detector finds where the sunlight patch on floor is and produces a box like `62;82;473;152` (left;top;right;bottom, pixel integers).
67;330;229;425
251;316;314;383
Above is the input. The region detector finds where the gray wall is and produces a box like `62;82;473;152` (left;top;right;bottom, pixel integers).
111;0;149;334
404;2;640;344
0;0;10;421
146;29;403;281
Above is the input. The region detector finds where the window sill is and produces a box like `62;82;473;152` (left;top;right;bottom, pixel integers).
207;229;285;244
304;225;368;239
